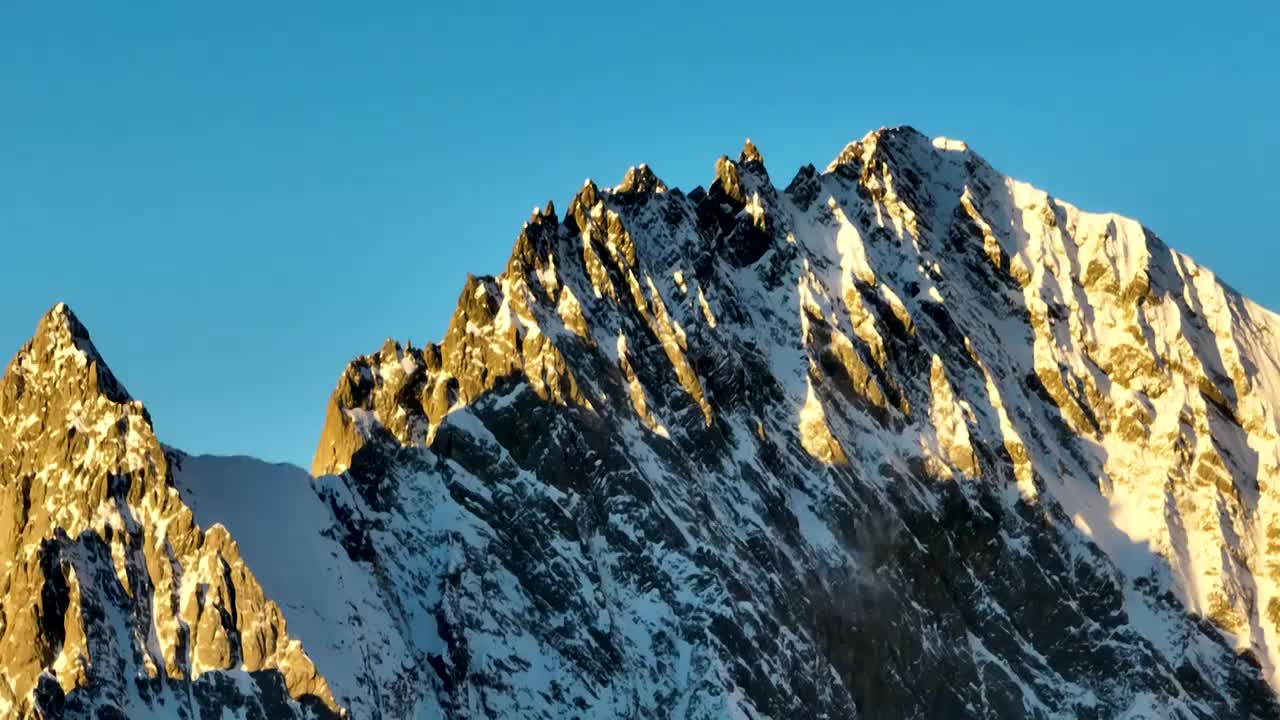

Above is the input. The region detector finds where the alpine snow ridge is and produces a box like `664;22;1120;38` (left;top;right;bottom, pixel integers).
5;126;1280;718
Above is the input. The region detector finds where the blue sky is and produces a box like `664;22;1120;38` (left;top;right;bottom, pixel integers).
2;2;1276;468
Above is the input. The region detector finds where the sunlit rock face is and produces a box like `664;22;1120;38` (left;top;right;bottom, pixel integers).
0;306;342;719
7;127;1280;719
304;128;1280;718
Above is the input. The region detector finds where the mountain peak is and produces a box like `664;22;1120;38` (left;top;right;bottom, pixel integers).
862;124;928;146
827;124;934;172
1;304;344;718
739;137;764;165
36;302;100;360
567;178;601;222
615;163;667;194
6;302;131;405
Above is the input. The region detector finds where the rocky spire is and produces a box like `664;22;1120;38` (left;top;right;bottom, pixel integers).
6;303;131;405
1;305;343;718
713;154;745;205
508;198;561;279
737;138;771;189
615;163;667;195
565;178;601;233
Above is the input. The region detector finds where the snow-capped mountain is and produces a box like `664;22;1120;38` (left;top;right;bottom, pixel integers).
5;127;1280;718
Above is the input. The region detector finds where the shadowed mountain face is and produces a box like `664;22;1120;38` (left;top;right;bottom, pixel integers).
6;128;1280;719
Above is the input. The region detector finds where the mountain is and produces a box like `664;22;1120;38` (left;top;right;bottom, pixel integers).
0;305;342;718
5;127;1280;718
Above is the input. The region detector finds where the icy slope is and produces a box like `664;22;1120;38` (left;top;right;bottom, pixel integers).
171;451;437;719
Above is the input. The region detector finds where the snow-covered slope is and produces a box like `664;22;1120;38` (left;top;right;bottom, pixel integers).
171;452;439;718
5;127;1280;719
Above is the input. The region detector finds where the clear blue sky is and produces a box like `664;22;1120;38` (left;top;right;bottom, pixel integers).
2;2;1276;468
